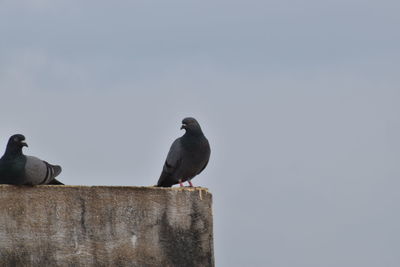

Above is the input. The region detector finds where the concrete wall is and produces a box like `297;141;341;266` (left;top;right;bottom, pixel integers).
0;185;214;267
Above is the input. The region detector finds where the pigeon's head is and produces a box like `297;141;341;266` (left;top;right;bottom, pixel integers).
181;117;202;133
8;134;28;149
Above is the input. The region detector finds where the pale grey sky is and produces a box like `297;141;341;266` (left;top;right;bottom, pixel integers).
1;1;400;266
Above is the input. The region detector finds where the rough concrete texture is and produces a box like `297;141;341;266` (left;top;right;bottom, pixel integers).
0;185;214;267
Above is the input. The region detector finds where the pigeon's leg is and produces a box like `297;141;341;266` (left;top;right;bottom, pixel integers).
188;180;194;187
179;179;184;187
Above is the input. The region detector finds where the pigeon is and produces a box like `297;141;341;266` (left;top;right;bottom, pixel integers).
0;134;63;185
157;117;211;187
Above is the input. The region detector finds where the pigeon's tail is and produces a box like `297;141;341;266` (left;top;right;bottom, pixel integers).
156;183;172;187
156;172;174;187
51;165;62;178
41;162;62;185
48;178;64;185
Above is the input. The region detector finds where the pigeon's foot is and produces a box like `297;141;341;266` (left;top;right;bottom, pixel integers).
179;180;184;187
188;181;194;187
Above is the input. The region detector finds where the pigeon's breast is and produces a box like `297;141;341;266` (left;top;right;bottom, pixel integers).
0;156;27;184
181;157;207;178
180;139;211;179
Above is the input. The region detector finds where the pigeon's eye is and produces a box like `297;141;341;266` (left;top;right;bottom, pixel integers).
14;137;19;142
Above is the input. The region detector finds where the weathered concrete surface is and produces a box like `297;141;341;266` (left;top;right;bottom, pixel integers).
0;185;214;267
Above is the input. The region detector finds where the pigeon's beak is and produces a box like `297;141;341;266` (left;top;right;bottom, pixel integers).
180;124;187;130
21;141;28;147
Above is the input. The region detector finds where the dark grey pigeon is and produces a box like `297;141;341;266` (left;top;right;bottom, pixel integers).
0;134;63;185
157;117;211;187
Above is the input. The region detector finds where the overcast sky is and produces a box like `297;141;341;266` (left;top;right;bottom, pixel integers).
1;1;400;266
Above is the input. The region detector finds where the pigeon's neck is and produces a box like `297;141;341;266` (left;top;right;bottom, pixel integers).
3;146;23;159
184;128;204;138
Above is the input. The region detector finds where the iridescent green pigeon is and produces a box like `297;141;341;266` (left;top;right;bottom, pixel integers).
0;134;63;185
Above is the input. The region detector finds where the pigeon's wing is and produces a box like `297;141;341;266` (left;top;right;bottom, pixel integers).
24;156;62;185
157;138;183;187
